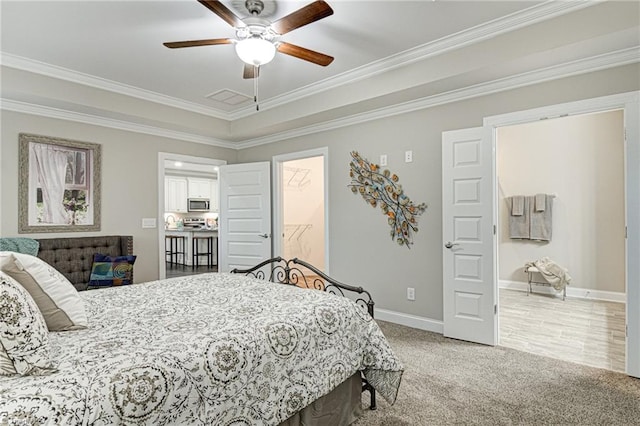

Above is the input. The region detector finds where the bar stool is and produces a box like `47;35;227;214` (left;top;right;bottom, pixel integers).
165;235;186;268
192;235;213;268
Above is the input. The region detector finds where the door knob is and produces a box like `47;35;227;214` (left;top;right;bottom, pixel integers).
259;233;270;239
444;241;459;249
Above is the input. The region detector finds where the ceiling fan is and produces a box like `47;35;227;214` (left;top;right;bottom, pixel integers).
164;0;334;80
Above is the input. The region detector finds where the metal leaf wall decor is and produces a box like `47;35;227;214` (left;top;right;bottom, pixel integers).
348;151;427;248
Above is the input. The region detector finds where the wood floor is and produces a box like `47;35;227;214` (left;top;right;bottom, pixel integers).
499;288;626;372
166;262;217;278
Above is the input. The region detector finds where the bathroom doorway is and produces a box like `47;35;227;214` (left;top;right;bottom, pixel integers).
496;109;626;372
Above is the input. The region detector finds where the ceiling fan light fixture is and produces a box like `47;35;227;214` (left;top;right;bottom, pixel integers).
235;37;276;66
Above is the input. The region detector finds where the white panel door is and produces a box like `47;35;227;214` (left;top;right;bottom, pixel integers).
442;127;497;345
218;162;271;272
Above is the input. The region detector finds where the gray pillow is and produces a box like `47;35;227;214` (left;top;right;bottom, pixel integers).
0;252;87;331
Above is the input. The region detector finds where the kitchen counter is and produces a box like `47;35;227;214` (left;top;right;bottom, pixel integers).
165;229;218;234
192;229;218;234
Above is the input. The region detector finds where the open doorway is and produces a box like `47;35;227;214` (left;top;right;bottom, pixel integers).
157;153;226;280
273;148;328;274
496;109;626;371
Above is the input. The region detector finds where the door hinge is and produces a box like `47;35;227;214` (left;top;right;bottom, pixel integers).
494;304;498;315
493;225;496;235
625;226;628;239
626;324;628;337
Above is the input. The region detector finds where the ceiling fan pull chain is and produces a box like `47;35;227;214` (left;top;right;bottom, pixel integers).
254;65;260;111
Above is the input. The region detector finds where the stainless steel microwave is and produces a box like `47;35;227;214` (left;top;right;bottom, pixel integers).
188;198;210;212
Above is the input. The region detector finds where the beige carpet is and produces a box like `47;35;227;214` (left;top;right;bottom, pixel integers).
355;321;640;425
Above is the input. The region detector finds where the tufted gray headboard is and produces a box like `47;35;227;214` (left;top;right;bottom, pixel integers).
35;235;133;291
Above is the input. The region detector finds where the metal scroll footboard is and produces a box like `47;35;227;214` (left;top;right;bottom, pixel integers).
230;256;378;410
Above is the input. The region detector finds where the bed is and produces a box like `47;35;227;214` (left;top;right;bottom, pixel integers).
0;249;403;425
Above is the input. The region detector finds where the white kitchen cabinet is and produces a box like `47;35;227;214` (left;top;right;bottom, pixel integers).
187;178;212;199
165;177;187;213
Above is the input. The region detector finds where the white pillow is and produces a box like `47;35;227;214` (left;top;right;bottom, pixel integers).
0;271;57;376
0;251;88;331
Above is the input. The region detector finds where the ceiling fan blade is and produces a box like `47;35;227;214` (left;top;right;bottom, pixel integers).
243;64;259;79
271;0;333;35
163;38;233;49
277;42;333;66
197;0;244;28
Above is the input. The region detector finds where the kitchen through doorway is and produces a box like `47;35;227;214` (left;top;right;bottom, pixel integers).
158;153;226;280
273;148;328;274
496;109;626;372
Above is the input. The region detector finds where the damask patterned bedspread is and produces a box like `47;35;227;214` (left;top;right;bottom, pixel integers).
0;273;403;425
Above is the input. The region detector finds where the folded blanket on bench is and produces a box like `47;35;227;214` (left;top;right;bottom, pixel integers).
525;257;572;291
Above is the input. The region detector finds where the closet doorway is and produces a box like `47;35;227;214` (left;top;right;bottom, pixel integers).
273;148;328;274
496;109;626;372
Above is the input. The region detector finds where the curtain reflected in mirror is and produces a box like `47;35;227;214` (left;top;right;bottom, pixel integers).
19;133;101;233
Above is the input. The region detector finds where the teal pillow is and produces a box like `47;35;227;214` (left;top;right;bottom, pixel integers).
88;254;136;288
0;238;39;256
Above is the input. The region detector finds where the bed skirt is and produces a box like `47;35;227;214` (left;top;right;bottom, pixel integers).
280;372;363;426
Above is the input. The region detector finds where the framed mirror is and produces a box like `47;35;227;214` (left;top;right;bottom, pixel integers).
18;133;101;233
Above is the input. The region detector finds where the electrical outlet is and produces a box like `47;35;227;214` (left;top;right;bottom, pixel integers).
407;287;415;301
380;154;387;166
405;150;413;163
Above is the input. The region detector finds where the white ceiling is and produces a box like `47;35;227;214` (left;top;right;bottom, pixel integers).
0;0;539;111
1;1;638;145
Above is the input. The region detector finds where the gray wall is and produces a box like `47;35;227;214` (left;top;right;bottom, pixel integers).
1;64;638;319
0;110;237;283
238;64;640;321
497;110;625;293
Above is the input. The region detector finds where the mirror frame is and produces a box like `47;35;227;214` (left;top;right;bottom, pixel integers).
18;133;102;233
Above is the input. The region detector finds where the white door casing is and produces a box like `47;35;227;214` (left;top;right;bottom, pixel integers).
442;127;497;346
218;162;272;272
624;94;640;378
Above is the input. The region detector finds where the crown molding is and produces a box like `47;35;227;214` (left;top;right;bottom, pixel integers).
0;99;237;149
227;1;597;119
0;46;640;150
0;53;231;120
3;48;636;151
1;2;595;123
234;47;640;149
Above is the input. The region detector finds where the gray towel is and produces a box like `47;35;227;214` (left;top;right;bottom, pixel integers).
530;194;553;241
534;193;546;212
509;197;530;239
511;196;525;216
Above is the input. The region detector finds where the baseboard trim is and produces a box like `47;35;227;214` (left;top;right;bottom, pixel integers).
499;280;626;303
375;308;443;334
374;283;625;334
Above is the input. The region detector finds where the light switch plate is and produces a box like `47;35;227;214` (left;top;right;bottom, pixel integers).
380;154;388;166
142;218;157;228
407;287;415;301
405;150;413;163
